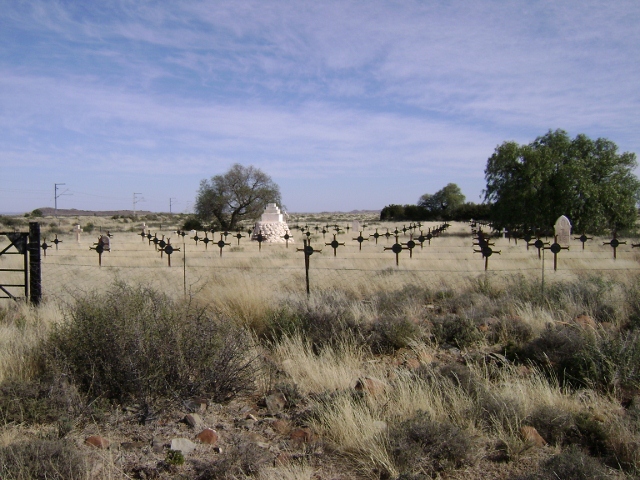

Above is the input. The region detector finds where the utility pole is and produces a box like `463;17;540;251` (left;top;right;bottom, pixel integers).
54;183;71;219
133;193;143;217
169;197;176;214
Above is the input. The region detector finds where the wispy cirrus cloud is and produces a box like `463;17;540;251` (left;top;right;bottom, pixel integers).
1;0;638;212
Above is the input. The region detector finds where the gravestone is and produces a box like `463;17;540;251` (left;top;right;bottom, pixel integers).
554;215;572;245
73;224;83;244
352;221;360;233
252;203;294;243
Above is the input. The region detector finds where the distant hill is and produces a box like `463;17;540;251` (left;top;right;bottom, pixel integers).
37;208;159;217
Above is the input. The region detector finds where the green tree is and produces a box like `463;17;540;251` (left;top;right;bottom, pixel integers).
484;130;640;233
195;164;281;230
418;183;466;218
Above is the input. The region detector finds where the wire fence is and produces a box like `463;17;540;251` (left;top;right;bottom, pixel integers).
2;227;640;303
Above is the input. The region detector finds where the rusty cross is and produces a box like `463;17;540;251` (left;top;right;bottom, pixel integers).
325;234;345;257
297;239;322;296
233;231;245;245
160;238;180;266
281;232;292;248
384;234;408;266
603;232;626;259
543;235;569;271
352;231;369;251
574;233;593;250
52;234;62;250
216;234;231;257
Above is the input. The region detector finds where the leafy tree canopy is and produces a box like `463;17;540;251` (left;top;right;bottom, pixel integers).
195;164;281;231
484;130;640;233
418;183;466;217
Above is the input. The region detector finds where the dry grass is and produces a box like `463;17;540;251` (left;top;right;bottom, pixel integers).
272;334;372;394
2;216;640;478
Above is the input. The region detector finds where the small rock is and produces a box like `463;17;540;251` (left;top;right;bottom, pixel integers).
246;413;258;421
152;437;165;453
403;358;421;369
266;392;287;414
354;376;387;396
520;426;547;447
85;435;110;449
574;314;596;329
271;419;291;435
183;413;202;428
170;438;197;454
196;428;219;445
184;398;207;413
275;452;292;466
289;428;313;444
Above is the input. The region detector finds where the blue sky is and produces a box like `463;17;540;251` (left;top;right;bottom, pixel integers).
1;1;639;214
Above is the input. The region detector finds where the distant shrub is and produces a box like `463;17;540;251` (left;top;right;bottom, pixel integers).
182;217;203;231
30;209;43;218
83;223;94;233
46;283;258;404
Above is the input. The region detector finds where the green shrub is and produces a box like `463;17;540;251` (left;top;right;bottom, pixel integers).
388;412;475;476
432;315;483;348
182;217;204;231
0;439;88;480
46;283;258;404
517;324;640;393
165;449;185;466
83;223;94;233
368;316;422;353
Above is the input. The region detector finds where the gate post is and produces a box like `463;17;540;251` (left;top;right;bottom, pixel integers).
28;222;42;305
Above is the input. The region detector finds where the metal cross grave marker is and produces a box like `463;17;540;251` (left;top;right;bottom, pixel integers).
325;234;345;256
297;239;322;297
603;232;626;259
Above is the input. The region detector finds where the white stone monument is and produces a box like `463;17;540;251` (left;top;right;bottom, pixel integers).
73;224;83;244
252;203;293;243
554;215;572;245
352;221;360;233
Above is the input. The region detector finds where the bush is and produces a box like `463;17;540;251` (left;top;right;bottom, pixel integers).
368;316;422;353
0;439;88;479
46;283;258;404
193;433;271;479
83;223;94;233
517;445;607;480
526;405;575;446
182;217;204;231
432;315;483;349
388;412;475;476
0;379;80;426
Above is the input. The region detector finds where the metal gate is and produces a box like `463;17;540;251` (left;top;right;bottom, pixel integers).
0;222;41;304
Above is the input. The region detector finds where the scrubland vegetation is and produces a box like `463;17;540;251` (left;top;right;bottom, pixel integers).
0;215;639;478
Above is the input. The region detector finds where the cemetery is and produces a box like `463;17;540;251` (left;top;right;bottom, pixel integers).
1;208;640;479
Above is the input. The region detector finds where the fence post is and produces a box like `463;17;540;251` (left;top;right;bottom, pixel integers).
28;222;42;305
